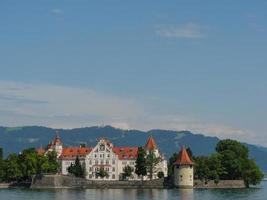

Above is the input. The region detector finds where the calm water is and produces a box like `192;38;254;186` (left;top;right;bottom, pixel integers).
0;182;266;200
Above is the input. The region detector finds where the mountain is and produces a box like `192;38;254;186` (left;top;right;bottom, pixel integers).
0;125;266;172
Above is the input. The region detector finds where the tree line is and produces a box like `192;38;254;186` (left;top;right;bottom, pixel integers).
0;148;59;182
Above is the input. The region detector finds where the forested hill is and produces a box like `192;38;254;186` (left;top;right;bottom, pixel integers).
0;125;266;172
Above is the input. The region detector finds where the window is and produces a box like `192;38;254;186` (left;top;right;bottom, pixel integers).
95;160;98;165
89;167;92;171
89;160;92;165
112;160;115;164
112;167;115;172
112;174;115;179
101;160;104;165
95;154;97;158
106;160;109;165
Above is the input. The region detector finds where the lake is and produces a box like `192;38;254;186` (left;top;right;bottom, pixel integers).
0;181;266;200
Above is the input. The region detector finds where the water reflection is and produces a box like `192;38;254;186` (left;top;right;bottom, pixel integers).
0;182;266;200
51;188;193;200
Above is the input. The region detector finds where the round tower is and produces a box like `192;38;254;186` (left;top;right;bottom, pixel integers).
173;147;194;188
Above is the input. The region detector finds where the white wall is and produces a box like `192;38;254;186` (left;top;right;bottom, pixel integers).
174;165;193;187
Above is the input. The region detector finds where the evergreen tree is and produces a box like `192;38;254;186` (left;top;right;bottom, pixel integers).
135;147;147;180
168;152;178;177
123;165;133;179
67;156;85;178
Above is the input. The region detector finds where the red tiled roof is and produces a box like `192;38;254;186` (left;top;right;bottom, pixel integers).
145;136;157;150
173;147;193;165
113;147;138;159
36;148;46;155
59;147;92;159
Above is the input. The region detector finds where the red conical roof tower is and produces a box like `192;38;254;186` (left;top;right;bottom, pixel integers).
145;136;158;150
174;146;193;165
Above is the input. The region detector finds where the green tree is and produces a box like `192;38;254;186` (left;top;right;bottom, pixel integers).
146;150;161;180
18;148;38;180
206;154;225;183
167;153;178;177
157;171;164;179
67;156;85;178
242;159;264;187
186;147;193;160
194;156;209;182
123;165;133;179
216;139;263;186
135;147;147;180
46;151;59;173
3;154;23;182
97;167;109;179
36;151;59;174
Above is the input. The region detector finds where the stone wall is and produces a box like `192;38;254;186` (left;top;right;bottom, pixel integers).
194;180;246;189
31;174;169;189
31;175;246;189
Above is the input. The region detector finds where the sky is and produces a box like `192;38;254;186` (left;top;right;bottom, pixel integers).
0;0;267;146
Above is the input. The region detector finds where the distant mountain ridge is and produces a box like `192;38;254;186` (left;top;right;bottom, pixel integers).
0;125;266;172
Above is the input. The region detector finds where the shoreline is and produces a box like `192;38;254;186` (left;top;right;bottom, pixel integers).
28;174;246;189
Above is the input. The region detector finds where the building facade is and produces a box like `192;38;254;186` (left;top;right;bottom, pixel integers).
173;147;194;188
37;134;168;181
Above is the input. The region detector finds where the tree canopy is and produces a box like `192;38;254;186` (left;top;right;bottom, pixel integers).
193;139;264;187
0;148;59;182
67;156;85;178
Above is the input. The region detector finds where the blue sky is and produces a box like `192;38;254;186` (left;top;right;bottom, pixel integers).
0;0;267;146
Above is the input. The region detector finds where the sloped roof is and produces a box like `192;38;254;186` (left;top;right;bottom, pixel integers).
173;147;193;165
59;147;92;159
113;147;138;160
36;148;46;155
145;136;158;150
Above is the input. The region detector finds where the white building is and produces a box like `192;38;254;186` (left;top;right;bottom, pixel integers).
37;134;168;181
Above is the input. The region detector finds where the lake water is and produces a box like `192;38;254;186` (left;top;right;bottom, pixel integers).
0;181;266;200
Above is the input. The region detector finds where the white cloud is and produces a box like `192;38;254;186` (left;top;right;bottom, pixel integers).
0;80;263;146
156;23;206;39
